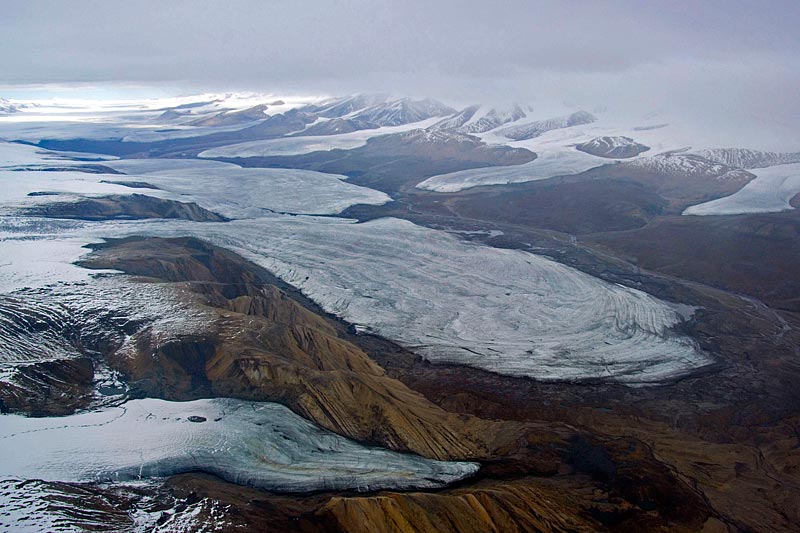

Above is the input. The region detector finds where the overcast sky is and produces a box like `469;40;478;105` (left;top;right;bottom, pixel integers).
1;0;799;137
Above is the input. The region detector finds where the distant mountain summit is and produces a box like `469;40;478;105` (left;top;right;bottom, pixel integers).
351;98;455;127
307;94;390;118
576;136;650;159
431;103;531;133
291;96;456;136
188;104;270;127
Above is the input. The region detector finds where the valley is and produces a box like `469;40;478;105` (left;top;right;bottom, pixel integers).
0;92;798;532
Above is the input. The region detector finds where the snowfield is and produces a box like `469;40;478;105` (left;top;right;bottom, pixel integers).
0;397;478;492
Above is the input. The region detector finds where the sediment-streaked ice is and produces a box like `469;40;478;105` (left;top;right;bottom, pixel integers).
0;398;479;492
67;216;710;384
102;159;390;217
683;163;800;215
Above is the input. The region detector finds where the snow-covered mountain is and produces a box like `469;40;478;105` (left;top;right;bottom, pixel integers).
691;148;800;170
431;104;530;134
349;98;455;127
576;136;650;159
498;110;597;141
307;94;390;118
0;98;20;114
294;117;380;136
291;96;456;136
624;152;748;180
188;103;270;127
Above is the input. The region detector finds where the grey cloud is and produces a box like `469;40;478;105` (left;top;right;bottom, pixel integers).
1;0;799;144
1;0;797;88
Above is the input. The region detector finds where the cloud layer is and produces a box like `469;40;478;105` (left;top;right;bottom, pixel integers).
1;0;799;144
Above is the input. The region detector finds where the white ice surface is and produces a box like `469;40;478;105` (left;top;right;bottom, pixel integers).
0;223;214;368
0;141;117;166
0;144;389;217
416;149;609;192
683;163;800;215
0;236;107;294
0;397;478;492
198;117;441;158
103;158;391;216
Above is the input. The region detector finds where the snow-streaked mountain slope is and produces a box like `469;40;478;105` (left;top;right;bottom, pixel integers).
306;94;390;118
187;103;271;127
691;148;800;170
576;136;650;158
198;117;442;157
498;110;597;141
429;104;481;131
432;104;530;134
349;98;455;127
0;397;479;492
624;152;743;178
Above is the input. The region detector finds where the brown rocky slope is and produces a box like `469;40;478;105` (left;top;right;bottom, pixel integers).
68;236;715;531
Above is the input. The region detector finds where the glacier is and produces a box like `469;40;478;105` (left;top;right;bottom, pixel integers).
0;398;478;492
683;163;800;215
0;132;711;385
32;215;712;384
416;149;607;192
102;158;391;216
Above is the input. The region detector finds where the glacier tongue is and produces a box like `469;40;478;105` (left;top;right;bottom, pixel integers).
0;397;479;492
60;215;711;384
684;162;800;215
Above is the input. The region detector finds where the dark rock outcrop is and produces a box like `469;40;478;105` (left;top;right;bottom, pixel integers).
0;358;94;416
